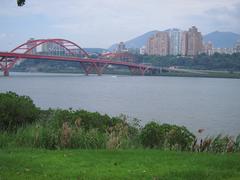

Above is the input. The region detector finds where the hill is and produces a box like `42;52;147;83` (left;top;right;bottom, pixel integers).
83;48;107;54
203;31;240;48
109;30;158;51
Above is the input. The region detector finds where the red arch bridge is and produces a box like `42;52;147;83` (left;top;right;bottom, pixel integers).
0;38;162;76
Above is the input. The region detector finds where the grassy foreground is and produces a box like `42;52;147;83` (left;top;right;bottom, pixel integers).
0;148;240;180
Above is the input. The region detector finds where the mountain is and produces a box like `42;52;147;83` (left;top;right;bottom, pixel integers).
108;30;158;51
83;48;107;54
109;30;240;50
203;31;240;48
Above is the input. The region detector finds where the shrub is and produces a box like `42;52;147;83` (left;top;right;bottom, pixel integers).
235;134;240;152
140;122;164;148
210;135;233;153
106;122;129;149
46;109;122;132
70;128;107;149
0;92;39;132
140;122;195;150
0;132;15;148
162;124;195;151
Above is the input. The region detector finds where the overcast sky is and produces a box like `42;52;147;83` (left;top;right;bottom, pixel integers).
0;0;239;50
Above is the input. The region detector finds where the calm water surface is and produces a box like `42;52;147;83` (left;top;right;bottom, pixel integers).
1;72;240;136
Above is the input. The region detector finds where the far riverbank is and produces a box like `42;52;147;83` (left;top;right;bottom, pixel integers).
9;68;240;79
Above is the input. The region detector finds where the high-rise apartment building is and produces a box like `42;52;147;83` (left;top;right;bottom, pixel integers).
146;31;169;56
167;29;181;55
180;31;188;56
41;41;65;55
26;38;37;54
187;26;203;56
146;37;155;55
203;41;213;55
235;40;240;53
116;42;127;53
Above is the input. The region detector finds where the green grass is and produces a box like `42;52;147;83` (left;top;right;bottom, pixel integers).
0;148;240;179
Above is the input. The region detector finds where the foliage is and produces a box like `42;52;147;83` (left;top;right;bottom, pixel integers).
17;0;25;6
192;134;240;153
106;122;130;149
140;122;195;150
7;108;135;149
235;134;240;151
0;92;239;153
140;122;164;148
45;109;123;132
162;124;195;151
70;128;107;149
0;92;39;132
0;132;15;148
140;53;240;71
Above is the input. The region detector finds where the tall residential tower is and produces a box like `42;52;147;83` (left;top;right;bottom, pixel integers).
187;26;203;56
167;29;181;56
146;31;169;56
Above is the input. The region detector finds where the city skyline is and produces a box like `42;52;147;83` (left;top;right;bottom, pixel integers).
0;0;240;51
145;26;203;56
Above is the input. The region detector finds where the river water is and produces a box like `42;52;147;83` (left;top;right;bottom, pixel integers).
0;72;240;136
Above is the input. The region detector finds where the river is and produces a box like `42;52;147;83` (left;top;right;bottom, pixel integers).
1;72;240;136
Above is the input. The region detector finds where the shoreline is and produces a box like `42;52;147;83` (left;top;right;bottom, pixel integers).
4;70;240;79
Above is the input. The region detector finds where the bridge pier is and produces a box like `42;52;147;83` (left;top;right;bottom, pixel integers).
3;69;9;76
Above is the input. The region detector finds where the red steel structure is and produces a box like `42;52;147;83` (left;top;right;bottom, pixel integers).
0;39;160;76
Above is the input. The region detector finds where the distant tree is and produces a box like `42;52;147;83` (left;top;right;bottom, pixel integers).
17;0;25;6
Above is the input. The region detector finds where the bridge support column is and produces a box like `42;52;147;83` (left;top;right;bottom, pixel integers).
140;68;145;76
0;58;10;76
3;69;9;76
129;67;145;76
139;67;150;76
95;63;108;76
80;62;95;76
92;63;101;76
128;67;136;75
139;67;146;76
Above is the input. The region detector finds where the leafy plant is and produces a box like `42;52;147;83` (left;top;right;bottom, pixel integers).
17;0;25;6
140;122;164;148
0;92;39;132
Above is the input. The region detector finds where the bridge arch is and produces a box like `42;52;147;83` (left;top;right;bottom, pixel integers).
10;39;89;57
0;39;90;75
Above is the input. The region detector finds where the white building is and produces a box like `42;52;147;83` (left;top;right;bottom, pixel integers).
139;46;146;55
166;29;181;56
235;40;240;53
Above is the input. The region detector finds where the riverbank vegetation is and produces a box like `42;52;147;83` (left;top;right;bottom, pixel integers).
1;92;240;152
139;53;240;71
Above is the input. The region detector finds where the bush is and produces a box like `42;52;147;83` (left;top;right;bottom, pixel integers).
140;122;195;150
70;128;107;149
0;92;39;132
0;132;15;148
46;109;122;132
161;124;195;151
140;122;164;148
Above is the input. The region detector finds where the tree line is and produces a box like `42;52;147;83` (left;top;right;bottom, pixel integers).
137;53;240;71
